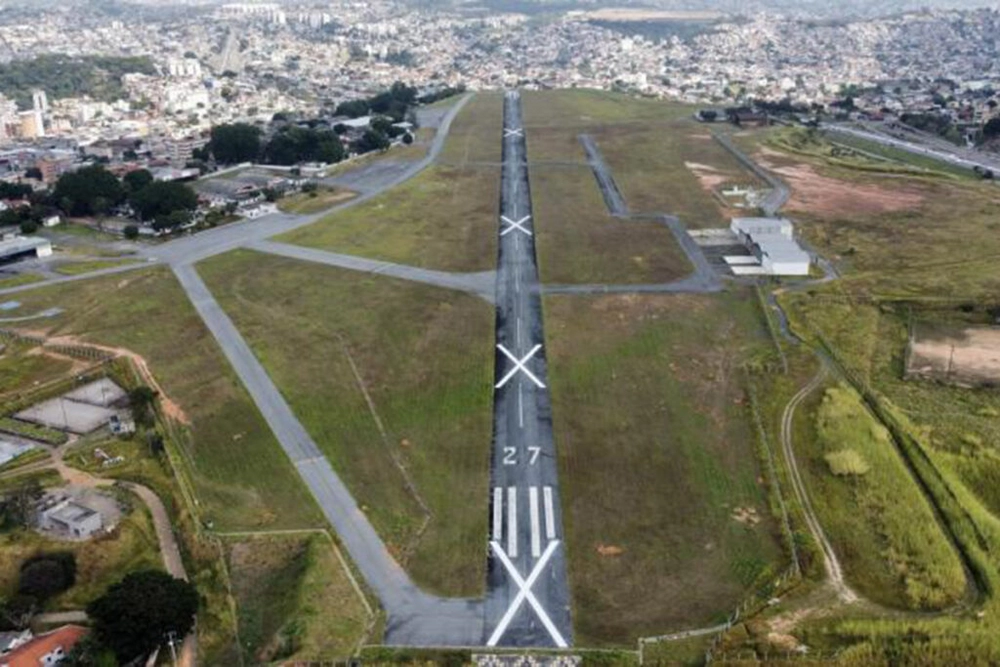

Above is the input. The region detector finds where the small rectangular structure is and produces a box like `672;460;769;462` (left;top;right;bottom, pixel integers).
730;217;811;276
14;398;116;434
0;235;52;261
39;499;103;538
62;378;127;407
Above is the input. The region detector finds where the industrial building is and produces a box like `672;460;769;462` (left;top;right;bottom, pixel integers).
728;217;811;276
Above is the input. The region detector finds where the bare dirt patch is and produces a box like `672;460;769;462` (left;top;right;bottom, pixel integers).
906;325;1000;388
755;149;924;218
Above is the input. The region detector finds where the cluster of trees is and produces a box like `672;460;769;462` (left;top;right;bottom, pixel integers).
48;165;198;232
1;552;77;628
205;123;262;164
0;54;156;110
334;81;418;122
417;84;466;105
264;125;346;165
899;112;965;145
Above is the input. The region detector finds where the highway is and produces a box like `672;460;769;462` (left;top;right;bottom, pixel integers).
825;122;1000;174
483;90;573;648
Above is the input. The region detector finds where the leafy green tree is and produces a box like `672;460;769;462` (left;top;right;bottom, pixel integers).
402;132;414;145
0;182;32;199
128;386;158;426
24;167;42;180
128;181;197;222
123;224;140;240
334;99;369;118
984;117;1000;140
123;169;154;193
18;220;37;234
87;570;198;664
52;165;125;216
0;478;43;530
207;123;261;164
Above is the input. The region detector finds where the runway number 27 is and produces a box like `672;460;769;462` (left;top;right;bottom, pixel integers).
503;446;541;465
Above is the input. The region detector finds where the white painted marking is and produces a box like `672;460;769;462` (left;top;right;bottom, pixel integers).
495;344;545;389
544;486;556;540
504;128;523;137
487;541;567;648
516;317;522;346
501;215;533;237
518;384;524;428
507;487;518;558
529;445;540;465
493;487;503;540
529;486;541;558
504;447;516;465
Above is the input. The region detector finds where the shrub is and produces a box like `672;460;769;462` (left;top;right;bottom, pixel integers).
825;449;870;476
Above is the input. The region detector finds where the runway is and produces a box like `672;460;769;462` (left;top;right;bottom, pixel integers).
482;90;573;648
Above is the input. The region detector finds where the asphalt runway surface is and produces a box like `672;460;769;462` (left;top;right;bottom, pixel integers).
482;90;573;648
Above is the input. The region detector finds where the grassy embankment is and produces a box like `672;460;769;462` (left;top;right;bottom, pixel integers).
544;290;786;645
713;126;1000;662
1;269;323;532
224;534;370;664
199;250;493;597
277;187;356;215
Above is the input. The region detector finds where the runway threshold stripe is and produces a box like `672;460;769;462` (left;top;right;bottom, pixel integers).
530;486;541;558
507;486;518;558
493;487;503;541
543;486;556;540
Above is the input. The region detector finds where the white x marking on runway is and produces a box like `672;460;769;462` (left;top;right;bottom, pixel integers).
487;540;567;648
501;215;532;237
496;344;545;389
504;128;523;137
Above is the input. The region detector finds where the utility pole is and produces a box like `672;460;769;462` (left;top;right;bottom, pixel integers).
165;631;178;667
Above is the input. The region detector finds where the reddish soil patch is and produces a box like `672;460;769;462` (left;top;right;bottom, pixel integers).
755;148;925;218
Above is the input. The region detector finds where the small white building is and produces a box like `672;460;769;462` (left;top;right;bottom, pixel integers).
38;499;103;539
730;217;811;276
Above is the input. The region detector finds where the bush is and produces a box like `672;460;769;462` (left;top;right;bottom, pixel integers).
123;224;139;240
18;552;77;601
18;220;38;234
825;449;870;476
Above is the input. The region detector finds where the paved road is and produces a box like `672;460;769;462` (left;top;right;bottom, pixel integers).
826;122;1000;174
482;90;573;648
248;240;496;303
0;260;157;298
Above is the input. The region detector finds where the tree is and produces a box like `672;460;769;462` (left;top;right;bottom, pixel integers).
402;132;414;145
354;129;390;154
0;478;43;529
207;123;261;164
984;117;1000;140
123;224;140;240
334;99;369;118
24;167;42;180
18;553;76;601
52;165;125;217
123;169;154;193
18;220;37;234
87;570;198;664
128;181;198;222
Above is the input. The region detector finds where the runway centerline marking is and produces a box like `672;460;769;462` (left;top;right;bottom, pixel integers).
501;215;533;237
518;384;524;428
496;344;545;389
488;540;567;648
507;487;518;557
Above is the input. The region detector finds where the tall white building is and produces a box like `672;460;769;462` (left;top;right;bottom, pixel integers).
31;89;48;113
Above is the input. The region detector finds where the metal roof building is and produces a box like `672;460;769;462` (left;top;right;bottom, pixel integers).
0;235;52;262
730;217;810;276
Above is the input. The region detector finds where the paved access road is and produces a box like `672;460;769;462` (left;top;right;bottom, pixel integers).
482;91;573;648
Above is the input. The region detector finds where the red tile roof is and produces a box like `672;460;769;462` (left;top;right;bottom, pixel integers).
1;625;88;667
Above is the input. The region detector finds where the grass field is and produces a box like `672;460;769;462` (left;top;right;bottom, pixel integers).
199;250;493;597
276;165;499;272
0;344;75;398
276;187;356;215
52;259;143;276
438;92;503;165
544;290;785;645
803;383;966;609
2;269;324;532
0;501;161;611
0;273;45;290
530;165;692;284
736;127;1000;300
225;534;370;664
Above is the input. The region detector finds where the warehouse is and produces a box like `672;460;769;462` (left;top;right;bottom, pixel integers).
729;217;811;276
0;234;52;263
